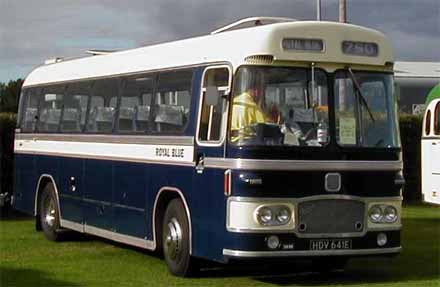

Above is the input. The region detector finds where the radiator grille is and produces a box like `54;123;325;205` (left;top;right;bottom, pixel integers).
298;199;365;235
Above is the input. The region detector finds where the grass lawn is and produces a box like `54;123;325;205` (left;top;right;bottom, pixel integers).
0;204;439;287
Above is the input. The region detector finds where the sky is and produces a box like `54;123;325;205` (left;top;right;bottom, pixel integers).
0;0;439;83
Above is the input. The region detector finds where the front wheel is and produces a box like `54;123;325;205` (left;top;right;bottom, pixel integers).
39;183;63;241
162;199;197;277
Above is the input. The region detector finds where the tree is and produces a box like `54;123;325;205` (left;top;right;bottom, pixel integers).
0;79;23;113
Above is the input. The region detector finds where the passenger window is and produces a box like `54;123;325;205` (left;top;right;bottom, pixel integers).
62;82;91;132
425;110;431;136
198;67;230;142
21;88;41;132
87;79;119;133
153;70;193;134
435;102;440;135
118;75;154;133
38;86;65;132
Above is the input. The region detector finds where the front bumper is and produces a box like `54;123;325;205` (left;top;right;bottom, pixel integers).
224;246;401;258
223;230;401;260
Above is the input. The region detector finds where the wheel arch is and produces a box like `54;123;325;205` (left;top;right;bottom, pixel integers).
34;174;62;229
152;186;193;254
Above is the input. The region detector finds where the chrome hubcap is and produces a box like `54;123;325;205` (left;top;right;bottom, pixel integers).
44;197;56;227
164;218;182;261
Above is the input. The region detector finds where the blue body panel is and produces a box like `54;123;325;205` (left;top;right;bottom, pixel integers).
83;159;113;230
59;158;84;224
14;154;38;214
113;161;148;238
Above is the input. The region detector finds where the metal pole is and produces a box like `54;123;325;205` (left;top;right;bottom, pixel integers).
339;0;347;23
317;0;322;21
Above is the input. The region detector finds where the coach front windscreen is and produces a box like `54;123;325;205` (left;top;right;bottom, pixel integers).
334;70;400;148
230;66;400;149
230;66;329;146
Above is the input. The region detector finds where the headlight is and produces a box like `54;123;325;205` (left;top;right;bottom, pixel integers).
276;207;291;225
256;207;273;225
368;204;399;224
368;205;383;223
384;206;398;223
255;205;292;226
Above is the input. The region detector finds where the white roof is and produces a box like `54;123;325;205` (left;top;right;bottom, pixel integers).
210;16;297;34
23;20;394;88
394;61;440;78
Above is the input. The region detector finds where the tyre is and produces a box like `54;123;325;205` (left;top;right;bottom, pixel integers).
39;183;63;241
162;199;197;277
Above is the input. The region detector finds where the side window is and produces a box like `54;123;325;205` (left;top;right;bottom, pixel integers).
21;88;41;132
198;67;230;142
153;69;193;134
425;110;431;136
86;79;119;133
435;102;440;135
118;75;154;133
38;86;65;132
62;82;91;132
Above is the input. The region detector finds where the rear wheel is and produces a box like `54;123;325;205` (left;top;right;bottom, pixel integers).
162;199;197;277
39;183;63;241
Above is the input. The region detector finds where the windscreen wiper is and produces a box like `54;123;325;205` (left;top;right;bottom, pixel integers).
347;67;375;123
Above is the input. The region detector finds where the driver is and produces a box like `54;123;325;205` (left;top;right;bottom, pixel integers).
230;68;269;143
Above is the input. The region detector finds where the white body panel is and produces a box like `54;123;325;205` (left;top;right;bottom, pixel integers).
14;139;195;165
421;99;440;205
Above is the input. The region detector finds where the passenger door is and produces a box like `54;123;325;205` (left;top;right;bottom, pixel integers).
193;66;231;257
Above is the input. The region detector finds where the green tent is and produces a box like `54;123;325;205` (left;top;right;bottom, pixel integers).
425;83;440;105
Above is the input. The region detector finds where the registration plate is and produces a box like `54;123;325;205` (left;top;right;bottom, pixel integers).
310;239;352;250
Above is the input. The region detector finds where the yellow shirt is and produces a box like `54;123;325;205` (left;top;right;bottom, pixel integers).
231;92;266;142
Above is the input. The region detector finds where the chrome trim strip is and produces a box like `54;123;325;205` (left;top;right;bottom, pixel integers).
223;247;402;258
15;150;196;167
113;203;145;213
83;198;112;206
15;133;194;146
60;219;84;233
152;186;193;254
84;224;154;250
229;195;403;204
34;174;62;218
204;158;403;171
